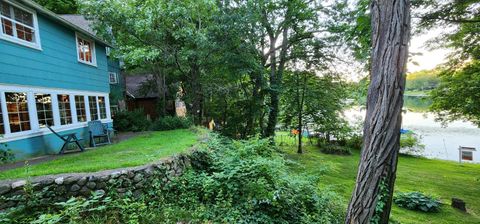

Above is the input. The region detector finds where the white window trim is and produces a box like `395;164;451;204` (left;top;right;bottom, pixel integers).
73;95;88;124
109;72;118;84
75;32;97;67
105;46;111;57
96;96;101;119
69;94;78;124
84;94;91;122
0;0;42;50
0;84;111;143
88;95;100;121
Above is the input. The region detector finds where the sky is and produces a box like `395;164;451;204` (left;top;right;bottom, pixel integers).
407;28;451;73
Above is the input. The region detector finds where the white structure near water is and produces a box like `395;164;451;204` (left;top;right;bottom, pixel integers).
345;108;480;163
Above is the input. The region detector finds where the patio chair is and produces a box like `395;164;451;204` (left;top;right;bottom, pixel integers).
88;120;111;147
46;125;85;154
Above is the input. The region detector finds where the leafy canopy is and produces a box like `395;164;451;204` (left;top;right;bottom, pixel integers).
430;60;480;127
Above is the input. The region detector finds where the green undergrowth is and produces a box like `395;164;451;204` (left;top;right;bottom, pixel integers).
282;145;480;224
1;134;344;223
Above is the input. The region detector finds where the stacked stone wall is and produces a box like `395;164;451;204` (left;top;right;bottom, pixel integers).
0;154;191;211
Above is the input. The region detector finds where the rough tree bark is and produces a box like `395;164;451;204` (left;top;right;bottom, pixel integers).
346;0;410;224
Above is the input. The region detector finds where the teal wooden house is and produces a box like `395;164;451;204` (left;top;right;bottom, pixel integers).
0;0;119;159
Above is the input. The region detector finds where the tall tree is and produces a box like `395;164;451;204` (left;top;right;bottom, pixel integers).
414;0;480;126
415;0;480;65
281;71;347;154
80;0;219;124
34;0;78;14
80;0;269;137
246;0;331;138
430;61;480;127
346;0;411;224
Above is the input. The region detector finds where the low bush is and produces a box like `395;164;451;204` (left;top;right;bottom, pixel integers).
149;116;193;131
113;109;150;132
320;144;352;155
1;135;344;223
159;135;344;223
345;134;363;149
394;192;441;212
400;132;425;155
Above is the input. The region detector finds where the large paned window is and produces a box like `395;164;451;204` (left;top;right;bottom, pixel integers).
0;97;4;135
88;96;98;120
98;96;107;119
5;92;30;133
0;1;38;46
57;94;72;125
35;94;53;128
0;89;110;138
75;95;86;122
76;34;96;66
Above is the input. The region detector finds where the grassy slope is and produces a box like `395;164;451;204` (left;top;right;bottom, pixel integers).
404;90;430;96
282;145;480;224
0;129;200;180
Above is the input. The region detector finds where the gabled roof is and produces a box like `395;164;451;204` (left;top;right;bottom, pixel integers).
18;0;112;47
59;15;96;36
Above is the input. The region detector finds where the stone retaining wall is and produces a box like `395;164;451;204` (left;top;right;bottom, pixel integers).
0;153;191;211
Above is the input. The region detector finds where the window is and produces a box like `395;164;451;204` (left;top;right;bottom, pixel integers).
462;151;473;161
75;95;87;122
109;72;118;84
105;47;111;56
0;1;39;48
0;97;4;135
57;94;72;125
98;96;107;119
35;94;53;128
5;92;30;133
76;34;96;66
88;96;98;120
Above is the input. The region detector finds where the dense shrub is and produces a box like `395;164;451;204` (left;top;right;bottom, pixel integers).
149;116;193;131
345;134;363;149
320;144;352;155
158;136;344;223
1;135;343;223
0;142;15;164
394;192;441;212
400;132;425;155
113;109;150;132
0;149;15;164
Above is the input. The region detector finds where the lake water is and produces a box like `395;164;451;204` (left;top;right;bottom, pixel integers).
345;107;480;163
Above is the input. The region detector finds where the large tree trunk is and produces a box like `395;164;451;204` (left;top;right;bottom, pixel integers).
345;1;410;224
265;28;288;138
264;33;278;138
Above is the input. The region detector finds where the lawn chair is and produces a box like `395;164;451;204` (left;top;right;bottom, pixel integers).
46;125;85;154
88;120;111;147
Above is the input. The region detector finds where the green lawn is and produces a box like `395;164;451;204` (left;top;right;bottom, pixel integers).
404;90;430;96
282;144;480;224
0;129;202;180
